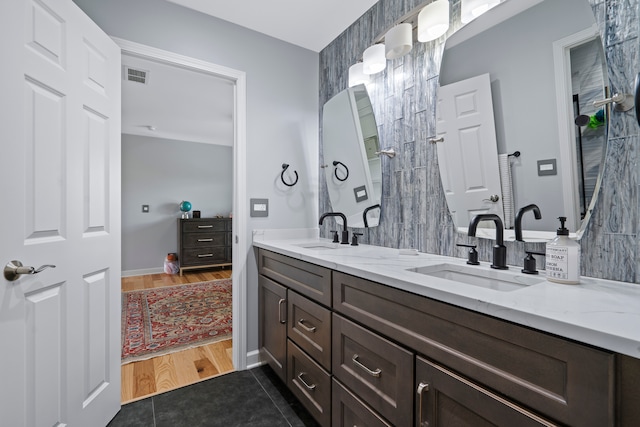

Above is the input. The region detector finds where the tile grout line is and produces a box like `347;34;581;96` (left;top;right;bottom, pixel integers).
249;369;295;427
151;396;157;427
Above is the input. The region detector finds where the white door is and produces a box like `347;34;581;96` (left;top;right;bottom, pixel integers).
0;0;121;426
436;73;504;227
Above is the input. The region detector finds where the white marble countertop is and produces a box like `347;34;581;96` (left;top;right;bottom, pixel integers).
253;229;640;359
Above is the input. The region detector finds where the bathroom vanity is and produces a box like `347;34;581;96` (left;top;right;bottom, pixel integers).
254;234;640;427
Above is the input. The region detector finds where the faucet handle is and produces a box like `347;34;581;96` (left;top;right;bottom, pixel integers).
351;233;363;246
456;243;479;265
522;251;545;275
330;230;339;243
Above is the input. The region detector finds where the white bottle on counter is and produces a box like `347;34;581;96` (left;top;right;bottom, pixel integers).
545;216;580;284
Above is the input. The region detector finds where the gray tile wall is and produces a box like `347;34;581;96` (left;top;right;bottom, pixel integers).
319;0;640;283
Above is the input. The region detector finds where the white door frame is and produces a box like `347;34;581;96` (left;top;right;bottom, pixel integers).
113;38;248;370
552;24;601;235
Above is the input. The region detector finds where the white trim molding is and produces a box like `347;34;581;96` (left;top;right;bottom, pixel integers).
112;37;249;371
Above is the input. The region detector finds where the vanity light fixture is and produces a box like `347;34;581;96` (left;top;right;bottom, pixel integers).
418;0;450;42
461;0;501;24
348;62;370;87
385;23;413;59
363;44;386;75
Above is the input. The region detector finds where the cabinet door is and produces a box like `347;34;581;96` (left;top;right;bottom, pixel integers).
415;356;558;427
258;275;287;382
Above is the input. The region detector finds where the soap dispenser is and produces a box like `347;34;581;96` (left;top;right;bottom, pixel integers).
545;217;580;284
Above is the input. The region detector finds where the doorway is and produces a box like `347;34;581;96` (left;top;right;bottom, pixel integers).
114;38;248;392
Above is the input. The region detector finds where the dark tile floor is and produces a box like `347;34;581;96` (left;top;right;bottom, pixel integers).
108;366;320;427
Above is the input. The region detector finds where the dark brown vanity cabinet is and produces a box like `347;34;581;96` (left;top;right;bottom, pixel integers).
178;218;231;275
258;249;332;427
257;249;640;427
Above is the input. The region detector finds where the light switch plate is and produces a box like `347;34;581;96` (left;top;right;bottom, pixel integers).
142;204;149;213
250;198;269;217
537;159;557;176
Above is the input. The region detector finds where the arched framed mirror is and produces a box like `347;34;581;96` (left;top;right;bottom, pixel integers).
436;0;611;241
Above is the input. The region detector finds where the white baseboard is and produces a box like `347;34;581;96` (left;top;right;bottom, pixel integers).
245;350;262;370
121;267;164;277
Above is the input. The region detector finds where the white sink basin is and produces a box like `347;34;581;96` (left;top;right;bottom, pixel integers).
293;242;339;250
407;263;544;292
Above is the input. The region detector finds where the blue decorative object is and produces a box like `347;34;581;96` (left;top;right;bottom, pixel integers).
179;201;192;219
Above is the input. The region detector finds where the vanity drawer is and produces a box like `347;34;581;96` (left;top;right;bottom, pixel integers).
332;379;393;427
332;314;414;427
258;249;332;306
287;290;331;370
287;340;331;427
333;271;614;427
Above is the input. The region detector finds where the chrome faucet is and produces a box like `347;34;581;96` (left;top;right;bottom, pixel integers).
319;212;349;244
468;214;508;270
515;204;542;242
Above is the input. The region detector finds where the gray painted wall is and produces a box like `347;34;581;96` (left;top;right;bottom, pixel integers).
121;135;233;273
319;0;640;284
75;0;320;353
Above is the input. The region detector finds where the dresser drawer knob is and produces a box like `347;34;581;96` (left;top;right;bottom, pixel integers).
297;372;317;391
297;319;317;333
352;354;382;378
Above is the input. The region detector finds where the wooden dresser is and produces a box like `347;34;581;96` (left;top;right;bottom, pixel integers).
178;218;231;275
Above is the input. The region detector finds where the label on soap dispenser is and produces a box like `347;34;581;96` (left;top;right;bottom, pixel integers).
545;245;580;283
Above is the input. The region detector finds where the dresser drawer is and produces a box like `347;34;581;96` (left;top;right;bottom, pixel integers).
182;232;226;248
287;340;331;427
180;246;227;265
287;290;331;371
258;249;331;306
332;314;414;427
333;271;614;427
332;379;393;427
182;219;226;233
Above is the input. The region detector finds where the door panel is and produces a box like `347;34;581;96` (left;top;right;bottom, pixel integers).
436;73;504;226
0;0;121;426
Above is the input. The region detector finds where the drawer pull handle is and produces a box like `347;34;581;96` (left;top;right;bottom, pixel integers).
278;298;286;324
417;382;429;427
197;238;213;242
352;354;381;378
297;372;316;391
197;225;214;229
197;253;214;258
297;319;316;333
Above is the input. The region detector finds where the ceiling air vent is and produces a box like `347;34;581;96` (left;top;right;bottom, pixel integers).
124;66;149;84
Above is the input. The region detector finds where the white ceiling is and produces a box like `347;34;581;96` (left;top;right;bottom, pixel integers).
123;0;377;145
165;0;379;52
121;53;235;146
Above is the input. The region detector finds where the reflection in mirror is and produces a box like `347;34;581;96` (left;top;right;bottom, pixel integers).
322;84;382;228
436;0;607;240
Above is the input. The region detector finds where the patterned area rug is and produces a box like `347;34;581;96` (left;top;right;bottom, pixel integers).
121;279;232;364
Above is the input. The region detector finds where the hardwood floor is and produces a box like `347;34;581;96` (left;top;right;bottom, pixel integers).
121;268;234;404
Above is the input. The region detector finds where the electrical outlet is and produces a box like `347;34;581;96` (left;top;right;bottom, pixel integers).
142;204;149;213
